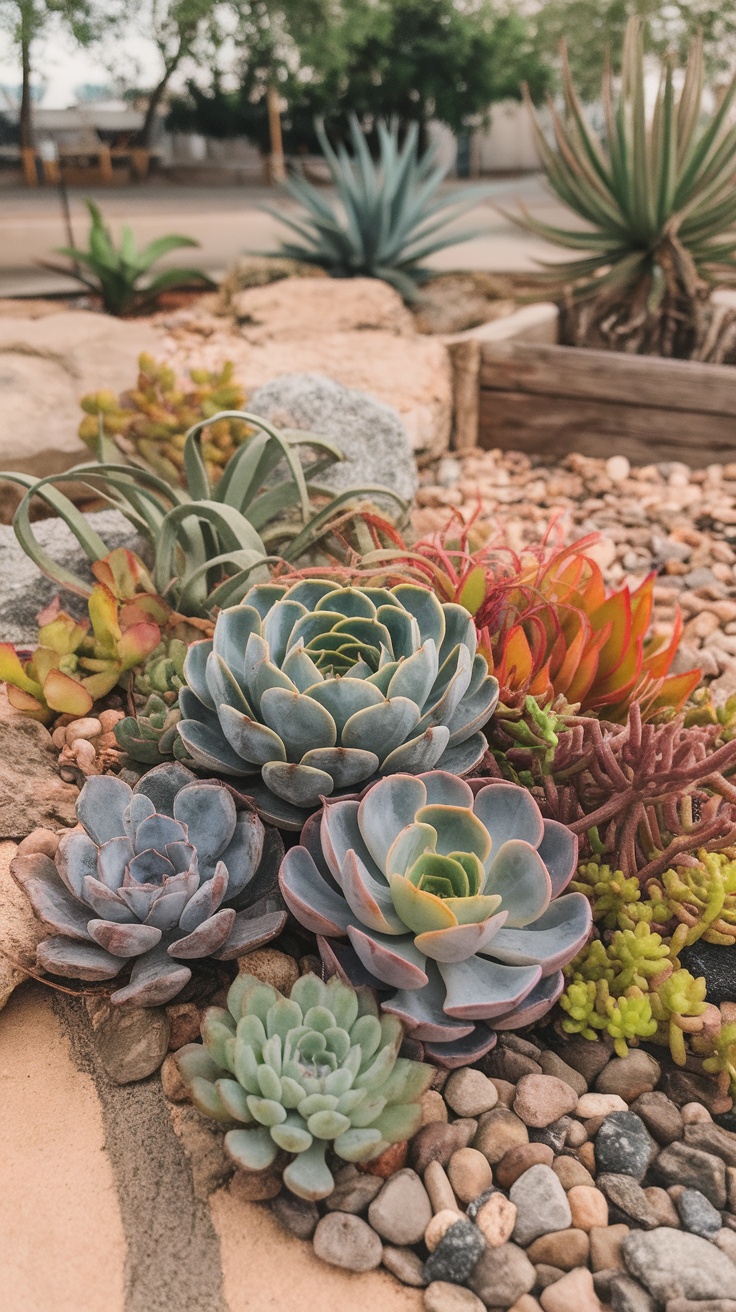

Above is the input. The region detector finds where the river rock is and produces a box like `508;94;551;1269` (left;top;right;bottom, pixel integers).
622;1227;736;1301
424;1282;486;1312
684;1121;736;1168
526;1229;590;1270
411;1122;471;1173
590;1223;629;1272
474;1106;529;1165
368;1168;432;1245
423;1220;486;1285
554;1038;613;1083
595;1052;661;1103
312;1212;383;1271
513;1074;579;1127
538;1050;588;1096
495;1142;554;1190
608;1273;657;1312
630;1091;684;1145
510;1165;572;1246
597;1174;660;1229
447;1147;493;1205
270;1193;320;1240
467;1243;536;1307
652;1142;727;1208
474;1191;517;1247
382;1245;427;1287
444;1067;499;1117
539;1266;602;1312
325;1168;383;1214
675;1187;724;1237
595;1112;653;1179
567;1185;609;1230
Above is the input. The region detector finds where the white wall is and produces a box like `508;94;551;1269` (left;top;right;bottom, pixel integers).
474;99;542;173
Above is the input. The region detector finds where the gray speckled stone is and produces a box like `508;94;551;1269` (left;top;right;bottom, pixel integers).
312;1212;383;1272
423;1220;486;1285
509;1164;572;1246
675;1187;724;1237
595;1112;653;1180
622;1227;736;1301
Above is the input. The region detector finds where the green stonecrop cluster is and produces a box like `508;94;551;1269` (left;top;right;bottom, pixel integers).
572;851;736;947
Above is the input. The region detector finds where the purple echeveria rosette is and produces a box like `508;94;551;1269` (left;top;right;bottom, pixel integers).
279;771;592;1066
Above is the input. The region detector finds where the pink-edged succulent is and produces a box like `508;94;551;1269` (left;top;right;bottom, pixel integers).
279;772;592;1066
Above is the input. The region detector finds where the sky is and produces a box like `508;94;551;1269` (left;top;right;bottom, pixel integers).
0;26;166;110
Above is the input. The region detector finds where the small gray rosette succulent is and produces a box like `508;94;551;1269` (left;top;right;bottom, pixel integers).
11;763;286;1006
176;579;499;827
279;771;592;1065
176;971;433;1200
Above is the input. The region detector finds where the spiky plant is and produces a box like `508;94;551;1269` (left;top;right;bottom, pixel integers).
270;116;488;300
515;20;736;359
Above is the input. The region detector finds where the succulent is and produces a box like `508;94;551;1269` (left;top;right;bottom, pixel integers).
270;116;488;300
134;636;189;700
79;354;251;486
514;20;736;360
177;579;499;829
176;971;433;1200
41;200;212;317
115;694;189;765
0;585;161;722
11;763;286;1006
279;771;592;1065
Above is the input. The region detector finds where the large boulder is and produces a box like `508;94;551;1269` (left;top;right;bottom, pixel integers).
0;695;78;839
0;310;158;479
231;276;415;339
0;840;48;1010
248;373;418;506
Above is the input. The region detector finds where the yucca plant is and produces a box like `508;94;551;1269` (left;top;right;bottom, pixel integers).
270;116;488;300
41;200;213;317
0;414;405;621
515;20;736;359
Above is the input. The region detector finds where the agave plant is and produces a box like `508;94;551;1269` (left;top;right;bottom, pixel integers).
177;579;499;828
514;20;736;358
0;413;404;621
176;971;433;1199
270;116;488;300
279;771;591;1065
41;200;212;317
11;763;286;1006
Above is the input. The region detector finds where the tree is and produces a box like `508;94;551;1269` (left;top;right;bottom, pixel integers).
0;0;108;150
133;0;220;147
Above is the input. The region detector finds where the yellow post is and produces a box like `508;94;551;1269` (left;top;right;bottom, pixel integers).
266;83;286;184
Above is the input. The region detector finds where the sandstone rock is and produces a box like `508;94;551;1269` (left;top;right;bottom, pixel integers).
424;1281;486;1312
513;1074;578;1127
232;276;415;341
421;1090;450;1126
567;1185;609;1231
590;1224;629;1272
510;1165;572;1246
0;311;158;479
475;1191;518;1248
526;1229;590;1270
468;1243;536;1308
622;1227;736;1302
447;1147;493;1205
0;705;78;841
382;1245;427;1287
368;1168;433;1245
165;1002;201;1051
237;947;299;993
160;1052;189;1102
248;372;418;504
0;840;47;1011
539;1267;602;1312
444;1067;499;1117
474;1107;529;1165
86;996;170;1084
313;1212;383;1272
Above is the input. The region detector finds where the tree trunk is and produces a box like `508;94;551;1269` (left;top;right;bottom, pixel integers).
18;7;33;153
138;69;174;150
266;82;285;183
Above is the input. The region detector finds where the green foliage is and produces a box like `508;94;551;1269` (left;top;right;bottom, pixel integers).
79;354;251;486
573;851;736;946
42;200;212;316
271;116;489;299
134;635;188;699
571;861;649;932
0;413;405;619
515;19;736;357
115;693;188;764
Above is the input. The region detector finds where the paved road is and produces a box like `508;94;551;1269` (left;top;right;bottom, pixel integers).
0;174;574;297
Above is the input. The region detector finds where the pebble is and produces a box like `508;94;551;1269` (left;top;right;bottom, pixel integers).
538;1051;588;1097
448;1148;493;1205
607;455;631;482
496;1143;555;1190
411;1123;470;1173
660;1069;733;1116
535;1265;564;1289
597;1174;660;1229
423;1220;486;1285
361;1140;408;1177
595;1052;661;1103
312;1212;383;1272
65;715;102;741
652;1142;727;1208
539;1266;602;1312
510;1165;572;1246
160;1053;189;1102
682;1101;714;1126
684;1121;736;1167
675;1187;723;1237
589;1223;629;1272
717;1228;736;1262
86;999;170;1084
383;1245;427;1287
567;1185;609;1231
271;1194;320;1241
426;1210;467;1252
526;1229;590;1270
425;1160;462;1215
467;1243;536;1307
513;1075;579;1128
368;1168;433;1245
552;1156;596;1190
629;1092;683;1146
452;1119;480;1148
325;1170;383;1214
474;1107;529;1165
577;1142;597;1173
594;1112;653;1180
445;1068;499;1117
529;1117;572;1153
475;1191;517;1247
622;1228;736;1302
16;826;61;858
565;1121;588;1148
483;1048;543;1082
166;1002;201;1051
555;1039;613;1084
424;1282;486;1312
488;1078;517;1108
607;1273;657;1312
577;1093;629;1119
422;1090;450;1126
641;1186;679;1227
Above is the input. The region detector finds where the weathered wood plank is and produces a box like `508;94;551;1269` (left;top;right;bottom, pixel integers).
479;340;736;418
477;388;736;466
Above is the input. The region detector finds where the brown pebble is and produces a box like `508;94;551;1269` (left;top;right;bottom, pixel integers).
475;1192;517;1247
643;1185;680;1226
577;1142;596;1173
513;1074;578;1128
361;1140;408;1177
567;1185;608;1231
565;1121;588;1148
383;1245;426;1287
496;1143;554;1190
488;1078;516;1107
535;1265;564;1289
539;1266;601;1312
589;1223;629;1272
447;1148;493;1205
526;1229;590;1270
474;1107;529;1166
227;1168;281;1202
410;1123;468;1174
424;1282;485;1311
509;1299;543;1312
166;1002;201;1051
552;1157;595;1191
424;1160;461;1215
160;1053;189;1102
681;1101;713;1125
421;1090;449;1127
16;827;61;858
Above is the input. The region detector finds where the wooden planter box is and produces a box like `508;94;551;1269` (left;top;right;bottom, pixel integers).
477;335;736;467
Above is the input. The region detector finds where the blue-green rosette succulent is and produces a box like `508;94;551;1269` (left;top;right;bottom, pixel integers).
177;579;499;827
280;771;592;1065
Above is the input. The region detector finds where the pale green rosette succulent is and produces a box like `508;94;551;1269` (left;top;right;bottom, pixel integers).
176;971;433;1200
177;579;499;828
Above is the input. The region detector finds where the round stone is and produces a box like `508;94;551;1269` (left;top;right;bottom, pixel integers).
424;1160;462;1215
467;1243;536;1307
510;1165;573;1246
444;1068;499;1117
594;1111;653;1179
473;1106;529;1165
495;1142;554;1190
474;1191;517;1247
576;1092;629;1119
236;948;300;993
567;1185;609;1231
410;1122;470;1174
324;1170;383;1214
589;1222;630;1273
421;1090;449;1126
513;1074;579;1128
538;1050;588;1096
271;1194;319;1240
448;1148;493;1205
312;1212;383;1272
676;1187;723;1237
368;1168;433;1245
425;1210;465;1252
382;1245;426;1287
595;1051;661;1103
539;1265;601;1312
423;1219;486;1285
622;1228;736;1302
552;1156;595;1191
424;1281;486;1312
606;455;631;482
526;1229;590;1270
629;1091;683;1145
